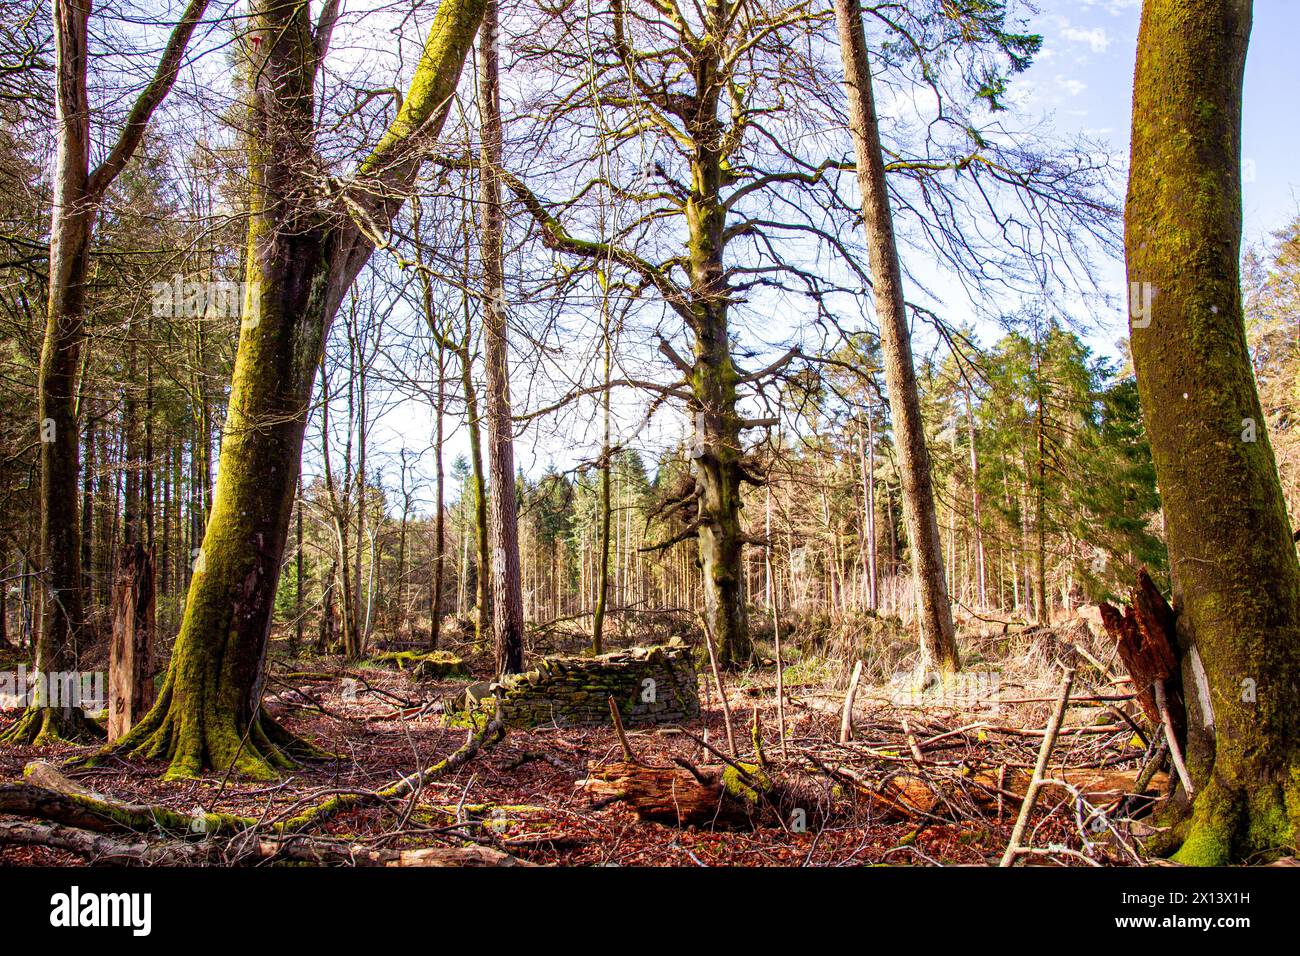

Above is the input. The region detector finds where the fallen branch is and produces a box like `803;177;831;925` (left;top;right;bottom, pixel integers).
0;819;527;867
839;660;864;743
1000;667;1076;867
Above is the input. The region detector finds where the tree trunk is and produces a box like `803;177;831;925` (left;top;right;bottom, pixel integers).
684;30;751;667
6;0;210;744
13;0;95;745
1126;0;1300;864
0;548;8;649
81;408;95;603
860;417;878;610
478;0;524;676
1034;362;1048;623
102;0;488;778
593;329;612;653
966;386;987;609
293;476;303;656
833;0;959;676
458;327;491;645
431;350;447;649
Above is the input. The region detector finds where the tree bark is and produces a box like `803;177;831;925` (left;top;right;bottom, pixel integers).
431;352;446;650
102;0;488;778
457;313;491;645
1126;0;1300;864
832;0;959;676
478;0;524;676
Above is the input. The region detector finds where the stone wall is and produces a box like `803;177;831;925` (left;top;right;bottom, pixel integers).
490;638;701;728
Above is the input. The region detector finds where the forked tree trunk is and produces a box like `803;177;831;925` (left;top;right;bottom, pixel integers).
1125;0;1300;864
479;0;524;676
832;0;959;677
18;0;95;746
102;0;488;779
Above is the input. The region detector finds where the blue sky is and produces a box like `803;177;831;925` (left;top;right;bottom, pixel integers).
1020;0;1298;247
343;0;1300;510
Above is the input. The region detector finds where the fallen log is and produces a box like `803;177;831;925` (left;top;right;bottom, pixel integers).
0;710;507;848
0;819;527;867
580;758;773;827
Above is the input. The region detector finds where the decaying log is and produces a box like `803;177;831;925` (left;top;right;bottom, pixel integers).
0;711;508;861
824;762;1168;823
580;758;772;826
6;763;251;836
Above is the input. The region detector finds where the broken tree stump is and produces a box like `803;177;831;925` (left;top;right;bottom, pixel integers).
1098;567;1195;796
109;542;155;741
1098;567;1184;737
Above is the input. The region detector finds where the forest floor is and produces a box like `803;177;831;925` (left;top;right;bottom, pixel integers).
0;616;1167;866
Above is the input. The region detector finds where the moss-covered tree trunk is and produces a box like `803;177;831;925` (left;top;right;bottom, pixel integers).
1126;0;1300;864
690;299;750;669
498;0;754;666
106;0;488;779
833;0;959;677
10;0;96;746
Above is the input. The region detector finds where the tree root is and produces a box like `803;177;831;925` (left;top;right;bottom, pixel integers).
1165;777;1300;866
0;709;508;856
1141;774;1300;865
78;679;328;781
0;706;105;746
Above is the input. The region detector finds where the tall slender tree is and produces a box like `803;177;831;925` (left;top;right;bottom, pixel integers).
4;0;211;744
832;0;958;676
478;0;524;676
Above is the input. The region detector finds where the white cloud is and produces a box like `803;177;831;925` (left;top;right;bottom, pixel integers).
1076;0;1141;13
1055;75;1088;97
1061;25;1112;53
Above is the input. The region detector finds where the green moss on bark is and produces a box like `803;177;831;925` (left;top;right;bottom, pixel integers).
1126;0;1300;864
